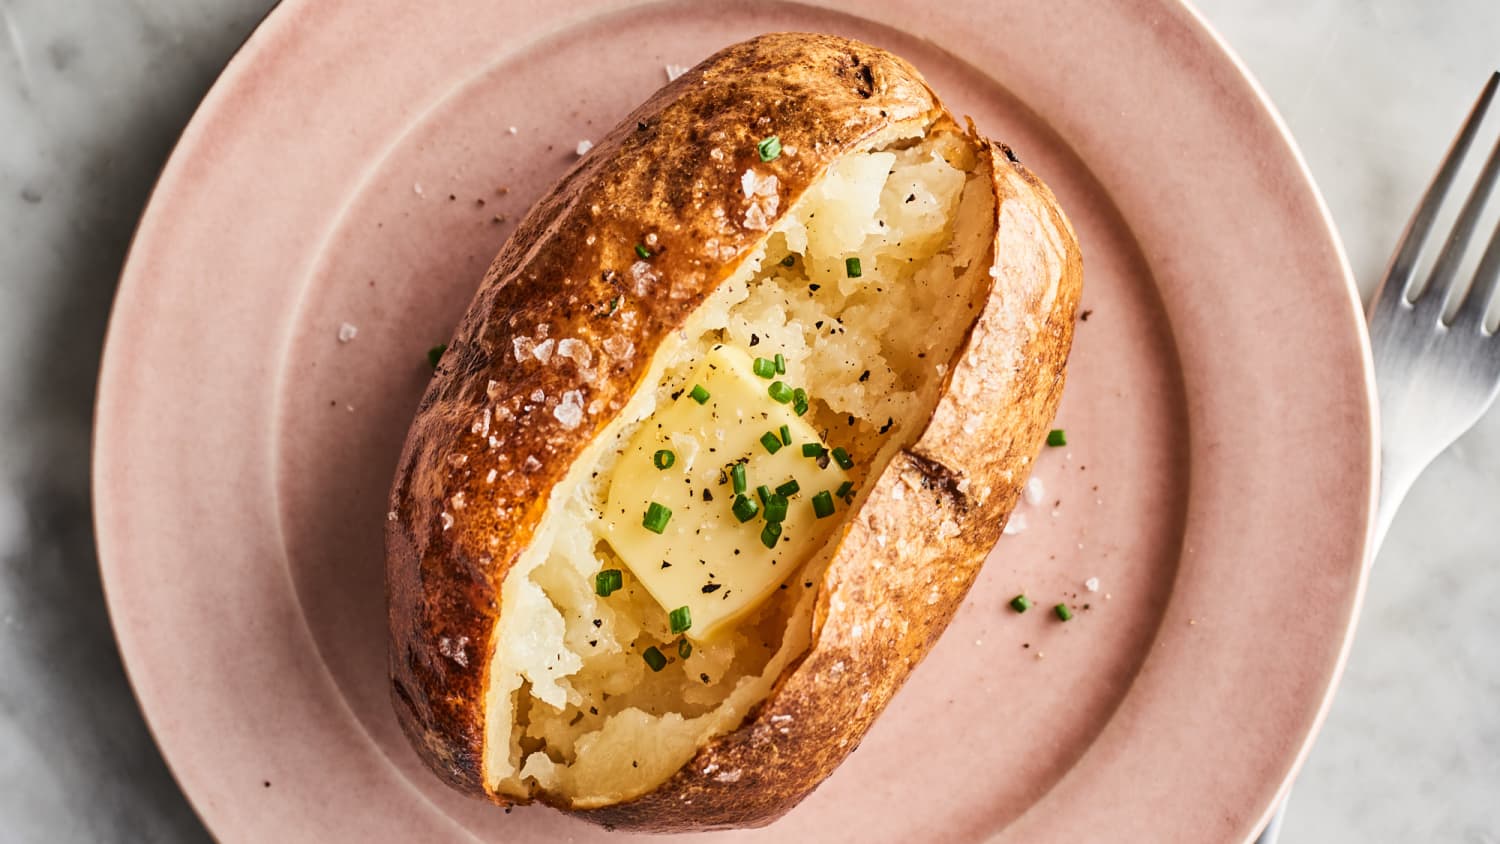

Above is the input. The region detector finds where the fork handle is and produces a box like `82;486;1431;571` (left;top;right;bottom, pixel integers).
1252;448;1420;843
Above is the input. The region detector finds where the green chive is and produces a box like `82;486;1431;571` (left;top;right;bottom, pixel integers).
835;481;854;499
768;381;794;403
427;343;448;369
643;646;667;671
762;494;789;524
732;494;759;523
595;569;623;597
669;606;692;634
760;521;782;548
756;485;772;506
759;431;782;454
845;257;862;278
802;443;827;458
1010;594;1031;613
792;387;809;416
776;480;800;497
1047;429;1067;447
831;447;854;469
779;424;791;445
653;449;675;470
812;490;835;518
752;357;777;378
780;254;796;267
635;243;653;259
731;462;747;494
757;135;782;162
689;384;710;404
1054;603;1073;621
642;502;672;534
678;639;693;659
774;353;786;374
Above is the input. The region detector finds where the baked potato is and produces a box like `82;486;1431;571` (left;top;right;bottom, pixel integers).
386;31;1082;831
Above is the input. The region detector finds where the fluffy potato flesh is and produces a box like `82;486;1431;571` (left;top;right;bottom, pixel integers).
484;127;996;806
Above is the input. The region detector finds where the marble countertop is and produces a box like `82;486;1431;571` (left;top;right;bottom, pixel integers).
1;1;1495;841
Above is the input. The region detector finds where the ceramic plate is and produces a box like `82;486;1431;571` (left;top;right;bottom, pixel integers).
93;1;1376;841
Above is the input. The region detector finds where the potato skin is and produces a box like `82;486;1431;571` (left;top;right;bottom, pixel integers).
385;31;1081;829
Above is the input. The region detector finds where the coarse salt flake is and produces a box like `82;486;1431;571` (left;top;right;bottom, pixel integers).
1003;511;1028;536
438;636;470;667
602;336;634;360
665;63;689;81
485;468;498;484
440;511;454;531
532;337;555;364
337;322;358;343
1024;476;1045;506
575;139;593;156
486;379;502;400
554;390;584;429
1085;577;1100;592
530;389;545;403
523;455;542;472
557;338;592;367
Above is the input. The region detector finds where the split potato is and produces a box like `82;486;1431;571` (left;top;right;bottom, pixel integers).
387;31;1081;831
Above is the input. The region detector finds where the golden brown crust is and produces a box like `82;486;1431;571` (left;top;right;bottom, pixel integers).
386;31;1081;829
387;31;942;796
573;144;1082;831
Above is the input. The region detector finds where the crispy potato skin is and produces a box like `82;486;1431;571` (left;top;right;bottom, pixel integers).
386;31;1081;829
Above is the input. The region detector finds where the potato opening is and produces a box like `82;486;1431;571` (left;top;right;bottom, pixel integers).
484;124;997;806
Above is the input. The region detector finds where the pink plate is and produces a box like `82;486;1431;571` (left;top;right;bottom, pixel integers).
93;1;1376;841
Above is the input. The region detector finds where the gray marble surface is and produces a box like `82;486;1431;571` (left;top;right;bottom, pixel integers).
0;1;1495;841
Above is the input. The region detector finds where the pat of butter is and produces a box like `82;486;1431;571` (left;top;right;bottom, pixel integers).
601;345;851;641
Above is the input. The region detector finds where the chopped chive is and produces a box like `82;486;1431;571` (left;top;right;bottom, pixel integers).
780;254;796;267
831;447;854;469
642;502;672;534
835;480;854;499
756;485;772;506
732;494;759;522
776;480;800;497
427;343;447;369
779;424;791;445
759;431;783;454
1054;603;1073;621
678;639;693;659
756;135;782;162
731;462;747;494
792;387;809;416
760;520;782;548
768;381;794;403
595;569;623;597
752;357;777;378
1010;594;1032;613
605;296;621;316
845;256;862;278
689;384;711;404
763;494;789;524
1046;429;1067;447
774;353;786;374
812;490;835;518
802;443;827;458
635;243;653;259
643;646;667;671
669;606;692;634
652;449;675;470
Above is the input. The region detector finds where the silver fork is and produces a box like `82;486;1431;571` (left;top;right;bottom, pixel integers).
1256;70;1500;844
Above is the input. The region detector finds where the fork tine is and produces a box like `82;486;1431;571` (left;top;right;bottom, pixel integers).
1376;72;1499;310
1414;85;1500;321
1452;215;1500;331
